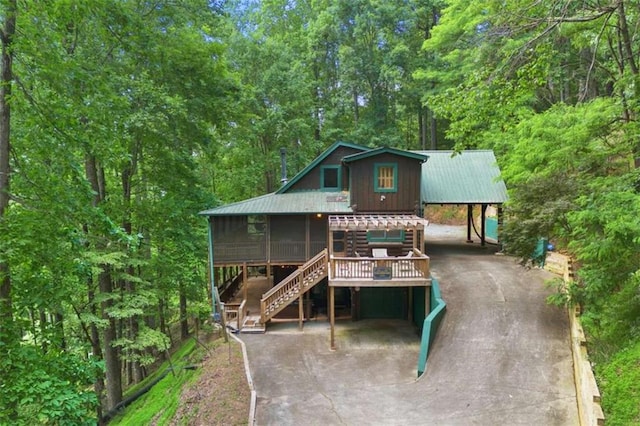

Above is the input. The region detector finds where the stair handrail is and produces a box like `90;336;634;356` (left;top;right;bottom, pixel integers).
262;248;327;300
261;248;328;322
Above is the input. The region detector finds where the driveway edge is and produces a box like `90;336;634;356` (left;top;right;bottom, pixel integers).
229;332;257;425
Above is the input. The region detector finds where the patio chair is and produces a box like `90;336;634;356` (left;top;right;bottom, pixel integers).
372;248;388;258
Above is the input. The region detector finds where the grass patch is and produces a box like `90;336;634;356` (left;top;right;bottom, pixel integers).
110;338;201;425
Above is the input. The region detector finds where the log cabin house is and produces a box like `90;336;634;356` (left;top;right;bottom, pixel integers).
200;141;507;348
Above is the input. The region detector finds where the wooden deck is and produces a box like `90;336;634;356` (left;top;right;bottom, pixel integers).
329;250;431;288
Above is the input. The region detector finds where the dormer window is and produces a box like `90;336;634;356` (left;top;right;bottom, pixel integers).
321;165;341;191
375;163;397;192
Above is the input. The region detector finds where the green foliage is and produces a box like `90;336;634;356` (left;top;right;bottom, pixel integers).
2;0;640;423
115;326;171;367
596;340;640;426
499;100;625;263
501;172;579;262
568;176;640;308
0;346;99;425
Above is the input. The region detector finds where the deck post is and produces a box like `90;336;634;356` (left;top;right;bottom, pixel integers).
243;262;248;301
329;285;335;350
266;263;271;286
207;218;218;319
408;287;413;323
298;293;304;330
425;284;431;317
305;291;312;320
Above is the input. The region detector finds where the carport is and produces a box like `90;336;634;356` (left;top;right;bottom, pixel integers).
415;150;508;245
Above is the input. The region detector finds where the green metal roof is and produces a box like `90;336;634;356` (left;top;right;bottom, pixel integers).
415;150;508;204
343;146;428;163
199;191;353;216
200;149;508;216
276;141;368;194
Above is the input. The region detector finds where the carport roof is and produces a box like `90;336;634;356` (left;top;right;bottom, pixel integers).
415;150;508;204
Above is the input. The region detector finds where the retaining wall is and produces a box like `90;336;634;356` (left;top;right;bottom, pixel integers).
544;252;605;426
416;278;446;377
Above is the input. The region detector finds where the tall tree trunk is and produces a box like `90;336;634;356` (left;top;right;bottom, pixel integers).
99;268;122;409
158;297;167;338
0;9;17;422
39;308;48;353
0;0;16;352
54;311;66;350
179;283;189;340
85;154;122;411
429;108;437;150
83;224;105;423
121;145;143;384
352;87;359;124
419;104;429;150
616;1;640;171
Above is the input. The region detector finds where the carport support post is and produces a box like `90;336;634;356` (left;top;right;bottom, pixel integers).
329;285;336;350
481;204;487;247
466;204;473;243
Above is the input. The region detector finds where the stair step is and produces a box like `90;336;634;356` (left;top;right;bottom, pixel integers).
260;254;328;323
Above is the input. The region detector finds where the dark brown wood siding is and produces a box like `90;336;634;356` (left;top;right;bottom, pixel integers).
286;146;362;192
347;153;422;213
351;230;416;257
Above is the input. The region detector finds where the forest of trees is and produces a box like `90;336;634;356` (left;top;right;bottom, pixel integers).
0;0;638;423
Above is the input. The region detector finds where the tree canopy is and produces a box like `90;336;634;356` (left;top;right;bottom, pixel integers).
1;0;639;423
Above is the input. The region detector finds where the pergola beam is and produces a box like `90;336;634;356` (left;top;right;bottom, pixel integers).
328;214;429;232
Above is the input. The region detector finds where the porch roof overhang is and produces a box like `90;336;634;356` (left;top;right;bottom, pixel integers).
328;214;429;232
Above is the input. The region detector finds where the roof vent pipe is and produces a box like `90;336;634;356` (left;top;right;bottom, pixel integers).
280;147;288;185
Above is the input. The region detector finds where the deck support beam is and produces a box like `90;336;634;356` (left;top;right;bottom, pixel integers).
243;262;248;301
425;284;430;317
408;287;413;323
298;293;304;330
329;285;336;350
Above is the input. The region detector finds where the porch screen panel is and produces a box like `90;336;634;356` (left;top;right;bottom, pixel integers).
213;215;266;263
310;215;328;256
271;215;306;262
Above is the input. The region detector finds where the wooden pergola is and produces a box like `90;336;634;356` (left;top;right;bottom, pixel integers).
327;214;431;349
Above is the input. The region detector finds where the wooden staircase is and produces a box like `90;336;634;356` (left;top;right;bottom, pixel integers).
260;249;329;324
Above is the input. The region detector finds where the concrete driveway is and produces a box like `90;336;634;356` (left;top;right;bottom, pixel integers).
241;225;578;425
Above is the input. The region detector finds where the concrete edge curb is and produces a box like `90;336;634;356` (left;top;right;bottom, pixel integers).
229;332;257;425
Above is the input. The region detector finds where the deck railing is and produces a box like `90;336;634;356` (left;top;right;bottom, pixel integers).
260;249;328;323
330;249;429;281
223;299;246;331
